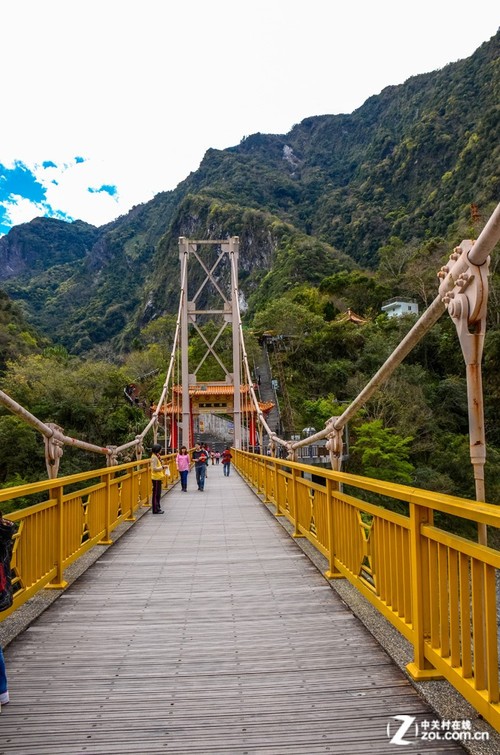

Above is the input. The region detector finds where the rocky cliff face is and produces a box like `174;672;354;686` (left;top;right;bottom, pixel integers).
0;217;99;281
0;235;26;280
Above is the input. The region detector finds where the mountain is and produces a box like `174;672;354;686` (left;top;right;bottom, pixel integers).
0;30;498;354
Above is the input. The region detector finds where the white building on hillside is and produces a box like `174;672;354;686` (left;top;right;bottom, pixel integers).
381;297;419;318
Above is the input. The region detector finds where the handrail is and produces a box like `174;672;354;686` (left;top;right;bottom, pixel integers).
2;440;500;730
234;449;500;732
0;454;179;618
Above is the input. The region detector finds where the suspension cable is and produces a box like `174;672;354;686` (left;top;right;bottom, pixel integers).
0;253;189;470
228;253;288;454
115;251;188;455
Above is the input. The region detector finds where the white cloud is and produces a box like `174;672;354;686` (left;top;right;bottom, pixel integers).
1;195;47;227
32;159;128;226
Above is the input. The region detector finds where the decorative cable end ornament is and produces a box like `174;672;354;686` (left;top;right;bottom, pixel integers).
135;437;144;461
44;424;64;479
436;237;493;543
325;418;343;472
106;446;119;467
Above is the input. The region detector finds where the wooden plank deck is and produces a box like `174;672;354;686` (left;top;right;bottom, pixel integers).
0;468;465;754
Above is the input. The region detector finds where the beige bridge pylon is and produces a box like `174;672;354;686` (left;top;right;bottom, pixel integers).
178;236;247;450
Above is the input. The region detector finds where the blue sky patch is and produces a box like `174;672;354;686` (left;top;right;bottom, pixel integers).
88;184;117;197
0;205;9;235
0;161;80;236
0;156;118;237
0;162;49;235
0;162;46;203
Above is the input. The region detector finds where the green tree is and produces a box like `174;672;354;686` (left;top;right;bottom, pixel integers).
376;236;416;282
301;394;348;429
319;270;389;317
140;314;178;346
1;353;145;480
252;296;325;351
0;416;43;483
349;419;415;484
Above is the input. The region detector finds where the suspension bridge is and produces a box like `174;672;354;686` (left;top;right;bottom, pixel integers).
0;205;500;752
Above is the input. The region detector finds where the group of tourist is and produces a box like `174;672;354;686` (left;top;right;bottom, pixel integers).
150;443;233;503
188;443;233;491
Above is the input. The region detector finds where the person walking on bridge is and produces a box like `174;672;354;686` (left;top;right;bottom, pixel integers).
176;446;190;492
221;447;233;477
192;443;208;491
150;444;167;514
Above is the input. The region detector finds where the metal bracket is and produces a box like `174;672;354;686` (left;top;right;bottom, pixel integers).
285;442;296;462
44;424;64;479
106;446;118;467
440;245;489;363
135;436;144;461
438;242;490;541
325;418;343;472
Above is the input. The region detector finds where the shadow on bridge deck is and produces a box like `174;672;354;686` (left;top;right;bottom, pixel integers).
0;470;480;753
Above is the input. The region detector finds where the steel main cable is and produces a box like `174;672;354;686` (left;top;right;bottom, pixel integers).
116;247;190;456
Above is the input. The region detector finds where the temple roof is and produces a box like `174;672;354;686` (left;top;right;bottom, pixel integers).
155;383;274;415
337;308;368;324
173;384;252;396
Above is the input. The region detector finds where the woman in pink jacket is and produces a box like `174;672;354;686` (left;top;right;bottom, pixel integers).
176;446;190;492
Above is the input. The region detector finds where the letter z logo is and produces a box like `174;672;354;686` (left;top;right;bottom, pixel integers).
387;715;418;745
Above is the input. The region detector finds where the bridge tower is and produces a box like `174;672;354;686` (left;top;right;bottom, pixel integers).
178;236;242;450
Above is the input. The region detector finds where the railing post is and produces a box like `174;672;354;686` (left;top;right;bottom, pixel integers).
291;468;302;536
263;459;271;503
99;470;113;545
47;485;68;589
406;502;442;680
325;477;342;579
125;464;137;521
257;455;264;495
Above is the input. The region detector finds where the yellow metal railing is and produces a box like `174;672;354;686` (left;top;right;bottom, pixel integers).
0;454;178;619
234;449;500;733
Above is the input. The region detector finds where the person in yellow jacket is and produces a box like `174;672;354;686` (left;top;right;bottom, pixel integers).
150;443;167;514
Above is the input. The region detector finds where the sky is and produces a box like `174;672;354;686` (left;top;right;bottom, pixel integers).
0;1;498;237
